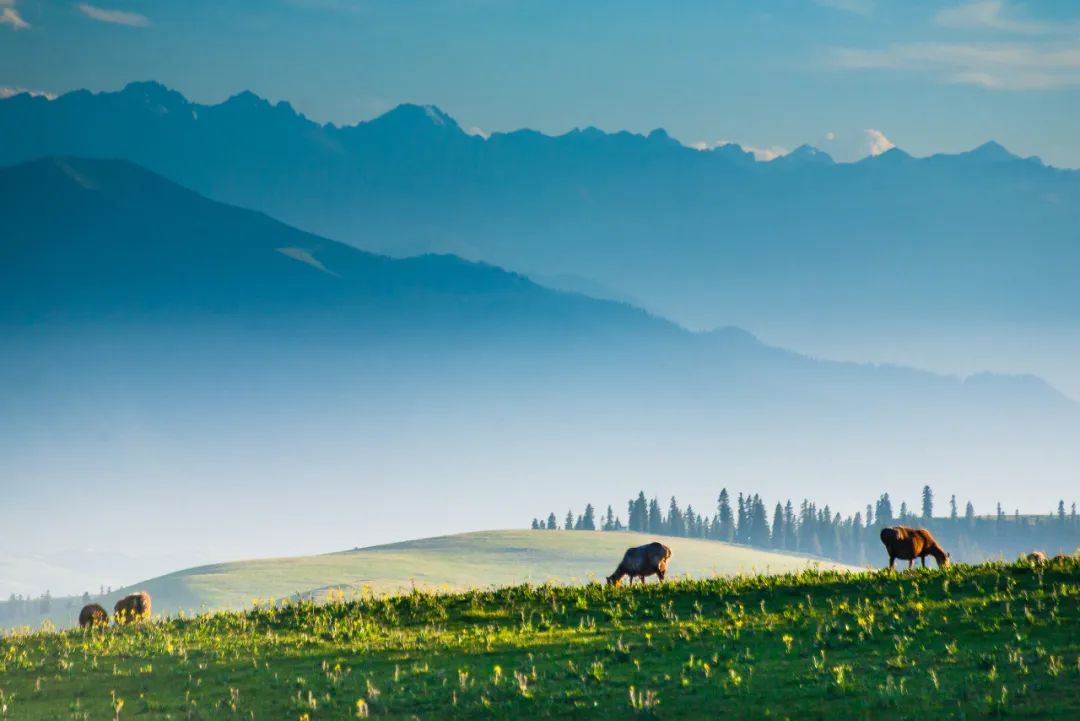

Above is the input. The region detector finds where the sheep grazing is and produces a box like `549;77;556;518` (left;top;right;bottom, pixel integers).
879;526;950;570
78;603;108;628
1026;551;1048;564
113;592;152;624
607;542;672;586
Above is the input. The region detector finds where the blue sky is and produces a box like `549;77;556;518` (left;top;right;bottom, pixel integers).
2;0;1079;164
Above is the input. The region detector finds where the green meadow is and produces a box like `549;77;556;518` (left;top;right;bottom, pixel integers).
2;558;1077;719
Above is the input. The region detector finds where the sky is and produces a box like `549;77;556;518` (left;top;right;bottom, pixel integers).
2;0;1080;165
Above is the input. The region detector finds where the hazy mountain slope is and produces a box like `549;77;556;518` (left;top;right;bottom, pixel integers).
2;84;1077;328
4;83;1077;395
2;156;1078;596
0;157;672;339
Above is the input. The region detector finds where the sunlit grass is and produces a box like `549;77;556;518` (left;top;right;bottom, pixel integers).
1;559;1077;719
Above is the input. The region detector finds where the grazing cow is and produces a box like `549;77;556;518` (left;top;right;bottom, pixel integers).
113;592;152;624
879;526;950;570
1026;551;1048;564
607;542;672;586
78;603;108;628
1052;553;1070;562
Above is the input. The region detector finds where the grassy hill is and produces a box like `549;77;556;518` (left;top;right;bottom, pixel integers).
1;558;1076;719
3;531;854;631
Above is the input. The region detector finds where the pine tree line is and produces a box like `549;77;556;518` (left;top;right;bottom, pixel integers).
1;587;112;623
531;486;1080;565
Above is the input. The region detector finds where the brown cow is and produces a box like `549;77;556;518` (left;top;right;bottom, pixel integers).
879;526;950;570
78;603;108;628
113;592;152;624
607;542;672;586
1026;551;1048;564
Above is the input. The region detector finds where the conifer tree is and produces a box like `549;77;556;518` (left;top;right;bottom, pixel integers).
965;501;975;527
667;497;685;537
564;510;574;530
547;512;558;531
831;512;844;559
648;497;663;534
736;493;748;543
531;518;539;530
921;485;934;519
950;495;958;520
582;504;597;531
784;500;797;551
876;494;894;526
630;492;648;532
771;502;785;549
852;513;868;565
750;495;770;547
717;489;735;542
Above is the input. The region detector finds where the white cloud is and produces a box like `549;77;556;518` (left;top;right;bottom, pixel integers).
0;0;29;31
829;41;1080;90
78;3;150;27
744;144;789;162
935;1;1069;36
863;128;895;156
823;131;837;141
465;126;490;140
0;86;56;100
692;139;788;161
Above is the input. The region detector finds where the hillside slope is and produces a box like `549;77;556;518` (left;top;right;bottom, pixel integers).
3;531;856;630
133;530;857;612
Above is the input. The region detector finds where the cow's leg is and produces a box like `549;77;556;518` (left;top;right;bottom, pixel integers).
921;556;927;568
908;559;914;570
889;556;896;570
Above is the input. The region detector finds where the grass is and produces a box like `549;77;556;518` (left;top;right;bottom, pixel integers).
1;558;1077;719
9;531;856;630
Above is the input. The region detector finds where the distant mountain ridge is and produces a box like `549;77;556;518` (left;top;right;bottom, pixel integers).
3;82;1075;345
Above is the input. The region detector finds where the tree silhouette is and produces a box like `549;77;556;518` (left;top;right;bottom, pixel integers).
771;502;785;549
717;489;735;542
648;498;663;535
667;497;685;537
582;504;597;531
629;492;648;532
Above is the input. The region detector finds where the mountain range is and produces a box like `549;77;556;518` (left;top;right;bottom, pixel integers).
2;155;1078;595
3;82;1077;396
